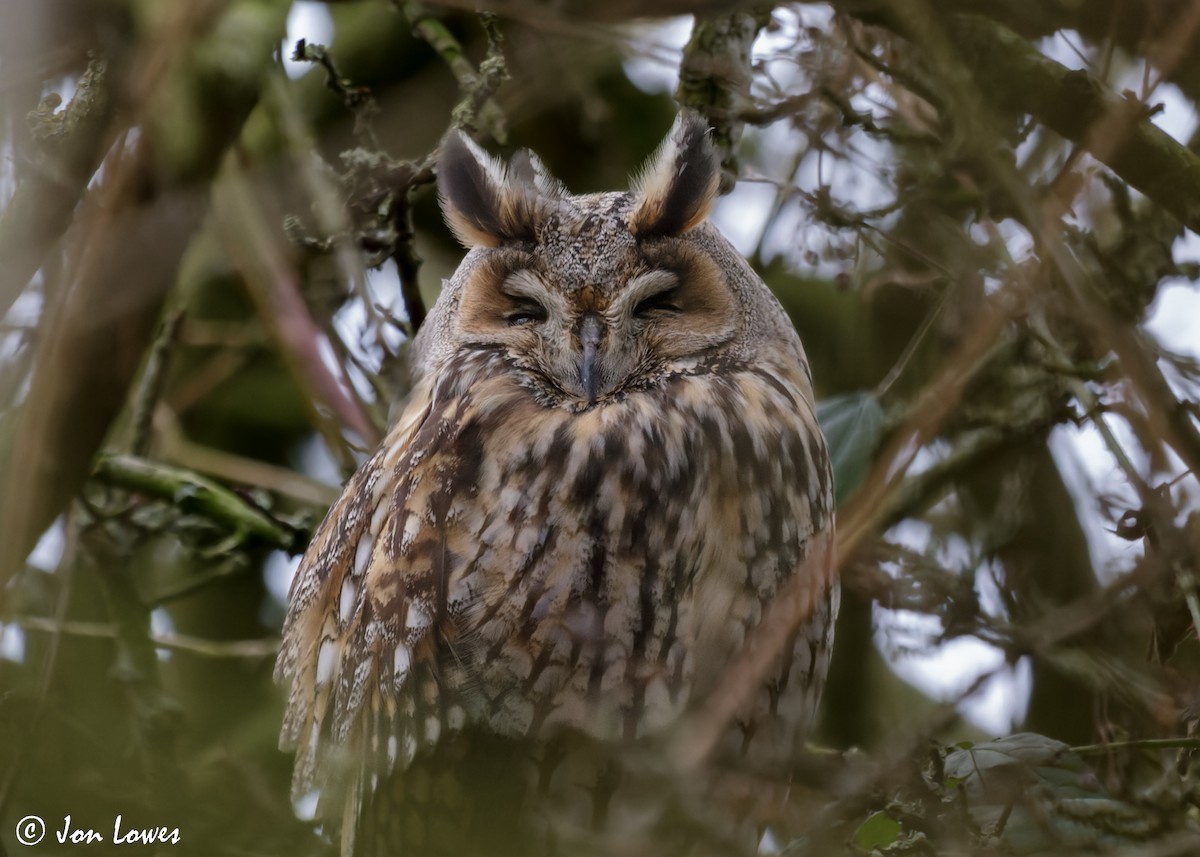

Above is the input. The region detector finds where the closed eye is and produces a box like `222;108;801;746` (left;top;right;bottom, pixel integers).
506;300;547;326
633;286;681;317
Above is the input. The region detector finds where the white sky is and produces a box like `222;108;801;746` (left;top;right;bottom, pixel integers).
283;2;335;79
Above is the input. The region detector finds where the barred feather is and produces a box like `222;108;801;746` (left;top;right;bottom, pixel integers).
276;119;838;857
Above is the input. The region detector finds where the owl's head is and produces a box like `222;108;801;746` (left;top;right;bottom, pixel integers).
417;115;801;406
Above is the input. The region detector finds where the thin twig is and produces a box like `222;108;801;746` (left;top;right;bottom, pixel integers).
398;3;508;139
212;159;381;464
155;405;339;509
0;508;80;816
1072;737;1200;755
14;615;281;659
393;186;428;332
873;287;951;398
290;39;380;146
129;308;184;457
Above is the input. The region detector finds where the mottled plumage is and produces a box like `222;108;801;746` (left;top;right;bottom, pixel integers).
276;115;838;856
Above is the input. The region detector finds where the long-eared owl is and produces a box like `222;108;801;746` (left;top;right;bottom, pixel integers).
275;115;838;856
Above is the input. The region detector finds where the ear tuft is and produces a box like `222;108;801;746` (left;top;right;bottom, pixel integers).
508;149;567;199
629;114;720;239
437;132;543;248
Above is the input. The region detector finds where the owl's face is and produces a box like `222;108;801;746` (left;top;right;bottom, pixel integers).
450;214;738;405
427;117;755;408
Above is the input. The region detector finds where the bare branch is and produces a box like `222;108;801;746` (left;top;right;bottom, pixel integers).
14;616;281;659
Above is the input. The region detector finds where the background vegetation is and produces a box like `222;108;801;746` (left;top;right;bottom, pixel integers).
1;0;1199;854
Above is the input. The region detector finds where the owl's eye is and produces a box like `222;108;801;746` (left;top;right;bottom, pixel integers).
506;302;547;326
633;286;682;318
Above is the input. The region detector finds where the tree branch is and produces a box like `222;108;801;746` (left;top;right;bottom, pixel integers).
0;2;292;594
398;2;508;139
947;13;1200;233
676;7;774;192
836;4;1200;234
91;453;307;552
0;54;114;322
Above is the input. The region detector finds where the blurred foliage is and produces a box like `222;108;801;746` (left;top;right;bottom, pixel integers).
817;391;885;507
1;0;1199;855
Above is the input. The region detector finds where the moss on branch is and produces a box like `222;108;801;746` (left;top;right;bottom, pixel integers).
835;2;1200;234
946;14;1200;234
676;8;774;193
0;54;114;321
92;454;306;552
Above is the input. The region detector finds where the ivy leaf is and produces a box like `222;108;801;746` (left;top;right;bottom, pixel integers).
817;391;885;507
853;810;902;850
943;733;1160;854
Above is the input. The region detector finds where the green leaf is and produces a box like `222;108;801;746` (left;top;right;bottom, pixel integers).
854;810;902;850
817;391;885;507
942;733;1155;853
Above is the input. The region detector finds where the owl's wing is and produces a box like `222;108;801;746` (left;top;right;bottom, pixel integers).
275;377;444;852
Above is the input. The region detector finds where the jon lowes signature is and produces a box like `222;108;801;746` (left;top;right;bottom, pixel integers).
14;815;181;847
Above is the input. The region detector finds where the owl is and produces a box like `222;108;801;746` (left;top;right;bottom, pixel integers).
275;115;838;857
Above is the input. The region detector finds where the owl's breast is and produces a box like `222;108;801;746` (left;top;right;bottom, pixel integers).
430;362;833;746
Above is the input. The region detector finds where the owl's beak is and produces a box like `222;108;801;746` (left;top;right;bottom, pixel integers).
579;313;604;404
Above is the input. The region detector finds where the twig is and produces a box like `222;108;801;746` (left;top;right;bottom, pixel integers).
129;308;184;456
290;39;379;146
0;508;81;816
398;3;508;139
1070;380;1151;495
337;149;437;336
267;69;389;378
91;453;306;552
13;615;281;659
1177;569;1200;649
404;0;477;86
353;9;512;335
393;174;429;332
941;12;1200;232
838;292;1020;558
452;12;509;136
212;159;381;464
1072;737;1200;755
873;287;950;398
90;517;184;787
881;428;1024;526
155;405;340;509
